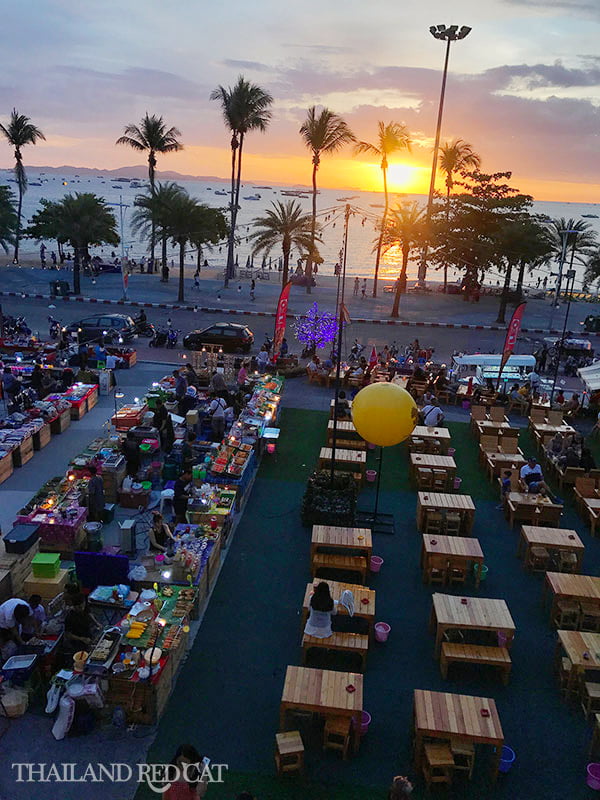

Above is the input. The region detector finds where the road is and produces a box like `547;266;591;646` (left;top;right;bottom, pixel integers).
0;293;539;366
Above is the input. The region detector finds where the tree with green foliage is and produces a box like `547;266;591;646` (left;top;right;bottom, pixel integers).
300;107;355;293
25;198;65;257
0;109;45;263
543;217;597;300
249;200;319;286
189;204;229;277
116;114;183;269
354;122;411;297
210;76;273;286
381;201;425;318
584;247;600;291
0;186;18;254
132;182;187;280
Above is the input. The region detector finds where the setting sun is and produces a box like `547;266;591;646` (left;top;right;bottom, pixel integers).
385;162;427;193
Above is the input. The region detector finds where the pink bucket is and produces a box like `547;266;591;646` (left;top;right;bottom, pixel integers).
367;442;376;450
357;710;371;736
366;469;377;483
370;555;384;573
587;763;600;790
453;477;462;491
447;448;456;457
374;622;391;642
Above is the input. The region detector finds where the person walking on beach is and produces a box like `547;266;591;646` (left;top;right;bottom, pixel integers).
361;278;367;299
250;279;256;301
354;277;360;296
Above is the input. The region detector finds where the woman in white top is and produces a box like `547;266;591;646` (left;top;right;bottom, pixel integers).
304;582;337;638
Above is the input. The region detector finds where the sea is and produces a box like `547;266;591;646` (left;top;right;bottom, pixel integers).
2;169;599;292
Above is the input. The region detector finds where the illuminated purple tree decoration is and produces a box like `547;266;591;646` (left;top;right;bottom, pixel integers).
294;302;340;349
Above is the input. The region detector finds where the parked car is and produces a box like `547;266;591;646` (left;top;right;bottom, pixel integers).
183;323;254;353
64;314;137;343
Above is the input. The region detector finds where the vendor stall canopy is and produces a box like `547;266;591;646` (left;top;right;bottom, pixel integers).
578;362;600;391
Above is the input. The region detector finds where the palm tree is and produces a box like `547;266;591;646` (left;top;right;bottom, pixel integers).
354;122;411;297
438;139;481;292
544;217;597;300
132;182;187;281
0;186;18;253
299;106;355;293
116;114;183;269
249;200;320;285
0;109;45;263
210;76;273;286
381;201;425;318
584;247;600;291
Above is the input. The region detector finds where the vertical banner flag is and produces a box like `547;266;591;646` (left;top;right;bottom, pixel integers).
368;345;378;369
272;281;292;361
122;261;129;298
497;302;526;386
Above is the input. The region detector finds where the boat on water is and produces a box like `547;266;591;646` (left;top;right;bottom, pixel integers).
214;190;228;196
115;177;131;182
130;181;141;188
243;194;261;200
370;203;384;208
253;185;272;189
582;214;599;218
281;190;309;197
336;195;358;201
29;182;42;186
112;185;122;189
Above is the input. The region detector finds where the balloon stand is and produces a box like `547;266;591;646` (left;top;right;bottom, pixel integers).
356;447;395;535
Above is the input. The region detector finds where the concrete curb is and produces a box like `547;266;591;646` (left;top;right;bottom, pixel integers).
0;289;591;337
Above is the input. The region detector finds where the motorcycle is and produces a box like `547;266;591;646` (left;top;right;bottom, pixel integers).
149;329;168;348
166;328;179;349
133;313;155;338
48;316;61;339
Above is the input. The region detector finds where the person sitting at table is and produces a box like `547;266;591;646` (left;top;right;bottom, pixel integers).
553;389;566;409
306;354;322;376
421;399;444;427
304;582;337;639
411;363;426;382
60;366;75;391
388;775;414;799
210;370;227;394
63;593;100;652
509;383;528;410
173;468;193;525
563;393;581;418
496;470;513;510
335;390;351;418
0;597;33;645
558;446;580;470
256;346;270;373
545;432;564;461
519;457;550;494
178;386;197;418
581;447;597;473
422;389;436;406
149;511;176;553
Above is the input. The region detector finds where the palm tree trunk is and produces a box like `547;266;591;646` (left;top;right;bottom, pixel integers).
225;136;237;287
149;152;156;272
229;132;245;283
443;183;451;293
496;263;513;324
306;159;318;294
515;258;526;302
282;244;290;286
73;244;81;295
391;246;410;318
178;239;185;303
372;165;388;298
197;246;202;274
161;234;168;281
14;180;23;264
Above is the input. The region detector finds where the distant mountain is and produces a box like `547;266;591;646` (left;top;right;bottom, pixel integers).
0;165;230;183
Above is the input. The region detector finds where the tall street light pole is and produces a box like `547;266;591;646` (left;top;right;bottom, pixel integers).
418;24;472;286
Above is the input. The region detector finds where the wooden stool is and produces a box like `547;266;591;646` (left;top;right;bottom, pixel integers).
432;469;448;491
580;602;600;633
557;550;578;574
423;741;455;787
323;716;352;759
444;512;461;536
553;599;579;629
424;511;443;535
590;714;600;759
416;468;433;489
581;683;600;719
527;545;550;572
275;731;304;775
450;737;475;779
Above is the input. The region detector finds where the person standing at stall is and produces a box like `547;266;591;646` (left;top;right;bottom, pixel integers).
173;468;193;524
122;430;141;477
87;465;105;522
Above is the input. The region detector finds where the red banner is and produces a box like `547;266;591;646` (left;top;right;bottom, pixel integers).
272;281;292;361
499;301;526;377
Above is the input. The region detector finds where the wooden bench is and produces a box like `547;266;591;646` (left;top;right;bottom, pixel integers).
328;438;367;451
302;631;369;671
311;553;367;584
440;642;512;684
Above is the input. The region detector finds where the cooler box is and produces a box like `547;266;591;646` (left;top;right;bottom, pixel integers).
31;553;60;579
3;524;40;554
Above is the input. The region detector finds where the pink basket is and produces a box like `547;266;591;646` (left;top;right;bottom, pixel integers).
447;448;456;457
453;477;462;491
374;622;391;642
366;469;377;483
370;555;384;573
587;763;600;790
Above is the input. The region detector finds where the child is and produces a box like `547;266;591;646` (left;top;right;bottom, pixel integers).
27;594;46;632
497;470;512;510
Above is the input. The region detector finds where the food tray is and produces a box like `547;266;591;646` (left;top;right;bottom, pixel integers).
2;654;37;671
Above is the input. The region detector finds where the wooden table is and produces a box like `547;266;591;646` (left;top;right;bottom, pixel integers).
557;630;600;690
544;572;600;620
582;498;600;536
329;398;353;419
311;525;372;560
484;452;526;479
421;535;485;587
532;422;576;437
279;666;363;752
410;454;457;483
475;421;517;441
302;580;375;633
413;689;504;780
412;426;451;454
326;419;362;440
417;492;476;535
318;447;366;477
506;492;563;528
518;526;584;571
430;593;515;656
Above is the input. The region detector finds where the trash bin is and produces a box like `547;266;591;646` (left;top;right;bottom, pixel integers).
49;280;70;297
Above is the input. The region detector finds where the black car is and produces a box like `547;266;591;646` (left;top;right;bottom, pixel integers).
183;323;254;353
65;314;137;343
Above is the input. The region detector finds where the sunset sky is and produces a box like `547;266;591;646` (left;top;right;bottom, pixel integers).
1;0;599;201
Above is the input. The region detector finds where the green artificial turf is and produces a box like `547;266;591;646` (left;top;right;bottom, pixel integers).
137;410;600;800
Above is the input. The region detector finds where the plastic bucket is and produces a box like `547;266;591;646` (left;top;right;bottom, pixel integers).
453;477;462;491
366;469;377;483
367;442;376;450
587;763;600;790
447;448;456;457
374;622;391;642
370;555;384;573
499;745;516;774
358;710;371;736
474;563;488;582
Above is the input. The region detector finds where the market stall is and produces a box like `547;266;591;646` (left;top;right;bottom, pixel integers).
63;383;99;420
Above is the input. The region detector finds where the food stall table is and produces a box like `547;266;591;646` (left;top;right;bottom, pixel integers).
88;587;140;625
301;580;375;635
0;450;14;484
413;689;504;781
416;492;476;535
518;526;583;571
32;422;51;450
421;534;485;587
279;666;363;753
430;593;515;656
411;426;452;454
64;384;99;419
310;525;372;560
17;506;88;557
12;434;34;467
111;402;148;430
582;498;600;537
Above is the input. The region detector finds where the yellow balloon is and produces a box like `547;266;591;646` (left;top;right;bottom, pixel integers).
351;383;418;447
